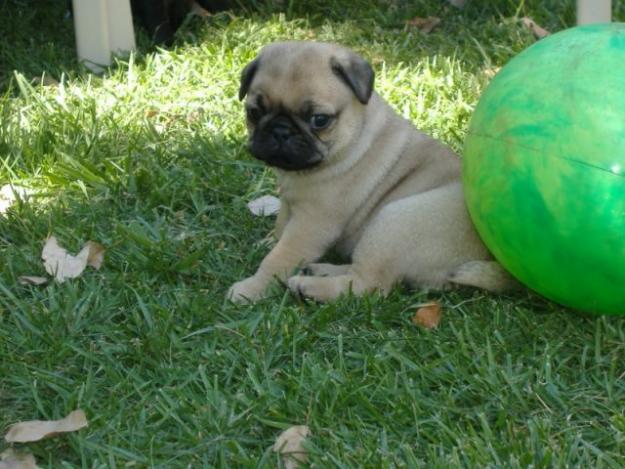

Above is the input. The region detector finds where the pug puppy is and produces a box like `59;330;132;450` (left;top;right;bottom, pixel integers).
228;41;516;303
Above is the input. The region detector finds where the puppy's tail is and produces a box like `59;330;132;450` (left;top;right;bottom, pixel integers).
449;260;521;293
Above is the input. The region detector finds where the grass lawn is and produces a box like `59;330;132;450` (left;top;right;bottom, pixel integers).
2;0;625;466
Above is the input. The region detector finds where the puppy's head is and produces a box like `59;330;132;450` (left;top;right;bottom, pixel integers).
238;42;374;171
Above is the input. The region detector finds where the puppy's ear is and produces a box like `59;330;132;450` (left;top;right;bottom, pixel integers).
239;57;260;101
330;53;374;104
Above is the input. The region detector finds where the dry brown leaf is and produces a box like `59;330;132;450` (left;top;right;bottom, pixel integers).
41;237;105;283
406;16;441;34
30;75;59;88
42;237;90;282
5;410;88;443
85;241;106;270
18;276;48;286
521;17;550;38
0;185;31;216
484;66;502;79
272;425;310;469
247;195;281;216
190;1;211;17
186;110;202;124
412;301;442;329
0;449;39;469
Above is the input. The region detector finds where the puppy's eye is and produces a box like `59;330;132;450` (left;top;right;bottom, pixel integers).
246;107;262;122
310;114;332;130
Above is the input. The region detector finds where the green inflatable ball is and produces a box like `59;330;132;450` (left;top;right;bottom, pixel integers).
463;23;625;316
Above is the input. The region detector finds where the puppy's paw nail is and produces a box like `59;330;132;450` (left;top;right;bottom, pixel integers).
227;288;250;304
286;277;298;291
227;278;266;303
287;276;307;300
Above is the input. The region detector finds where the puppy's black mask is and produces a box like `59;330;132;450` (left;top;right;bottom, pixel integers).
250;113;324;171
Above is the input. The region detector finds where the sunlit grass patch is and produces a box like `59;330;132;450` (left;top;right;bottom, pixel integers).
1;0;625;467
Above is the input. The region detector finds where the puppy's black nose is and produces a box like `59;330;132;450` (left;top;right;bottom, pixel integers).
271;125;293;144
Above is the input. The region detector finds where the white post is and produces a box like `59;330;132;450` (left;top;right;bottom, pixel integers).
72;0;136;73
577;0;612;25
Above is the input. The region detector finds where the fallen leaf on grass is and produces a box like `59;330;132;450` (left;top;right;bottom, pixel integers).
247;195;281;216
5;409;88;443
0;449;39;469
85;241;106;270
412;301;442;329
448;0;466;7
483;66;502;79
190;1;211;17
273;425;310;469
521;17;550;38
41;237;105;283
0;185;31;216
18;276;48;286
30;74;59;88
406;16;441;34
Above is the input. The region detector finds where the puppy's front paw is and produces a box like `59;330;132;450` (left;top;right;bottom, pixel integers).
227;276;267;303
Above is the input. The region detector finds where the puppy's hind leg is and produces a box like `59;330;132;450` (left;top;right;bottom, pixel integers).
449;260;521;293
303;263;350;277
288;274;353;302
288;264;352;301
287;270;388;302
288;206;409;302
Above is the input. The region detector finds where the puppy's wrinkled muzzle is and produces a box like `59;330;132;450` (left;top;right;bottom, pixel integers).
250;115;324;171
269;122;294;145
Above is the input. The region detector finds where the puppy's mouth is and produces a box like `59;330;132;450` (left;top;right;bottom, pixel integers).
249;115;325;171
251;148;324;171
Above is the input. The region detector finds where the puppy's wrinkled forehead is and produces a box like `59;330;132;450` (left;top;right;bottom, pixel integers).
248;42;354;110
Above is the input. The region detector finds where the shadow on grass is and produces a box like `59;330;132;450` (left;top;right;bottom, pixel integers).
1;0;593;94
0;123;273;287
0;0;77;91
